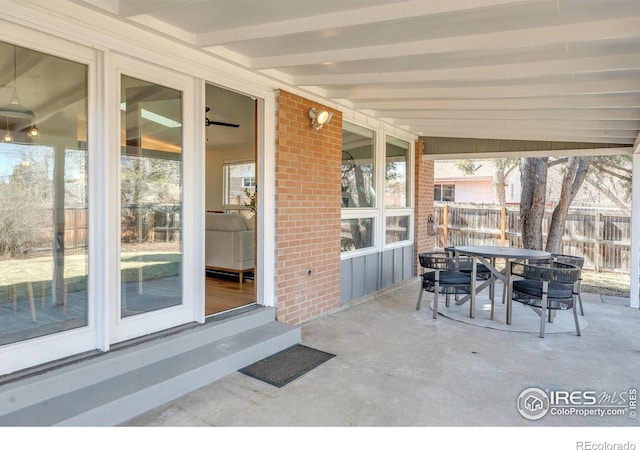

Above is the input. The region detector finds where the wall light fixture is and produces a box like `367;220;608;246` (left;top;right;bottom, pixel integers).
309;107;333;130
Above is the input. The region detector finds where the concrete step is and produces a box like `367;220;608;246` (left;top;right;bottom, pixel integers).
0;306;300;426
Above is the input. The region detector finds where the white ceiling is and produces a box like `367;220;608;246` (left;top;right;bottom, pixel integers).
78;0;640;146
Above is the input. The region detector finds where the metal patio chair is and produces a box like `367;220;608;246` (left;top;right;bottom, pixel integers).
416;252;476;319
506;260;581;338
551;253;585;316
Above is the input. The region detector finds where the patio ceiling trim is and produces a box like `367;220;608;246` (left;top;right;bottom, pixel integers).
421;146;634;161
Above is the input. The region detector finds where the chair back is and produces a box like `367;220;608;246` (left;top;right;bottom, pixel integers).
419;252;474;272
552;253;584;269
510;261;580;284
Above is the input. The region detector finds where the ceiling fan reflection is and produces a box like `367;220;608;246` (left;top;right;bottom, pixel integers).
205;106;239;128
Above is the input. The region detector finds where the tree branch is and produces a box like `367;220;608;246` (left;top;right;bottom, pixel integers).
591;162;632;182
585;178;630;211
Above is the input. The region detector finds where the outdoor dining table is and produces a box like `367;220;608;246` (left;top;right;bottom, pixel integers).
452;245;551;321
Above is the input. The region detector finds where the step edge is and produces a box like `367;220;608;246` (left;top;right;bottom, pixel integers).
56;329;301;426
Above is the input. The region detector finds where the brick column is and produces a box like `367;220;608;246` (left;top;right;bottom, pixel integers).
414;139;435;274
274;90;342;324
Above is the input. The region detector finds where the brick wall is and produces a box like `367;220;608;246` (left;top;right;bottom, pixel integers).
274;90;342;324
414;139;435;272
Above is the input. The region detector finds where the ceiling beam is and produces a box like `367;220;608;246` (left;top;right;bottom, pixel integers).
76;0;119;15
413;129;635;145
327;79;640;100
195;0;530;46
423;146;635;159
396;119;640;130
294;54;640;85
127;14;197;44
353;95;640;110
252;17;640;69
414;127;637;139
375;108;640;121
119;0;193;17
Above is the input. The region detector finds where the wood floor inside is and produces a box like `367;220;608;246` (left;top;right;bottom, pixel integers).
205;272;255;316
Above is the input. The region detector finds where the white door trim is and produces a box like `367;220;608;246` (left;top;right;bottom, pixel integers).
108;53;198;344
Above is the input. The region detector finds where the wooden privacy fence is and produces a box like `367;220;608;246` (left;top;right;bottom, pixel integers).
434;202;631;273
1;205;181;256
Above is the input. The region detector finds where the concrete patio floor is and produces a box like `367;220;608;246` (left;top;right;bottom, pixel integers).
127;277;640;432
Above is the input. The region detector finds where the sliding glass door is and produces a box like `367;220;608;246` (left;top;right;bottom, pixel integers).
110;56;198;343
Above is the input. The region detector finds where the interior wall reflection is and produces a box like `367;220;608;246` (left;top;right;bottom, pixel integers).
0;41;89;345
120;75;183;318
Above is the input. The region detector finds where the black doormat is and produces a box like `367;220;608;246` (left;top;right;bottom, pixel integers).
238;344;335;387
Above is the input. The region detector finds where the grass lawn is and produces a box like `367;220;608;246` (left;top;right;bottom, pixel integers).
581;269;630;297
0;251;181;301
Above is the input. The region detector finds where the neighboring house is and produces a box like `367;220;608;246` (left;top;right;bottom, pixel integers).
435;160;521;204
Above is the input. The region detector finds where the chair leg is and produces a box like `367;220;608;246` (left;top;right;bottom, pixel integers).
573;295;581;336
416;284;424;310
433;282;439;319
578;292;584;316
540;294;547;338
506;277;513;325
577;280;584;315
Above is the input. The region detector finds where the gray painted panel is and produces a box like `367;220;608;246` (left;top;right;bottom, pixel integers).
352;256;366;299
341;245;413;303
404;245;414;280
340;259;352;304
364;253;379;294
393;247;404;284
381;250;394;289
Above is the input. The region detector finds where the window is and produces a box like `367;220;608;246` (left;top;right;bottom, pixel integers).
341;122;376;253
434;184;455;202
385;136;409;208
223;162;255;208
0;41;89;345
385;215;410;244
342;122;375;209
341;123;413;253
341;218;374;251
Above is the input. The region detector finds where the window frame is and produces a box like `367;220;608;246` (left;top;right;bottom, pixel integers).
341;121;414;258
383;133;413;249
434;183;456;202
222;160;255;210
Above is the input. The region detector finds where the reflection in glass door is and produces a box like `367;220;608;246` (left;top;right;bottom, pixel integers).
119;75;183;318
0;42;89;347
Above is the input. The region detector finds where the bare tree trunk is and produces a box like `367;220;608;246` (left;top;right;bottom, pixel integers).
545;157;590;253
493;166;507;206
519;157;548;250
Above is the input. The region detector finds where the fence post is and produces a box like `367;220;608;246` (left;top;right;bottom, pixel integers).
500;206;506;247
443;204;449;248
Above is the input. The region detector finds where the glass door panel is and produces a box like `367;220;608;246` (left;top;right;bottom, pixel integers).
119;75;183;318
0;41;89;346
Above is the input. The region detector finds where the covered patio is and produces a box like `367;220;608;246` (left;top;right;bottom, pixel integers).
1;1;640;433
128;279;640;428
